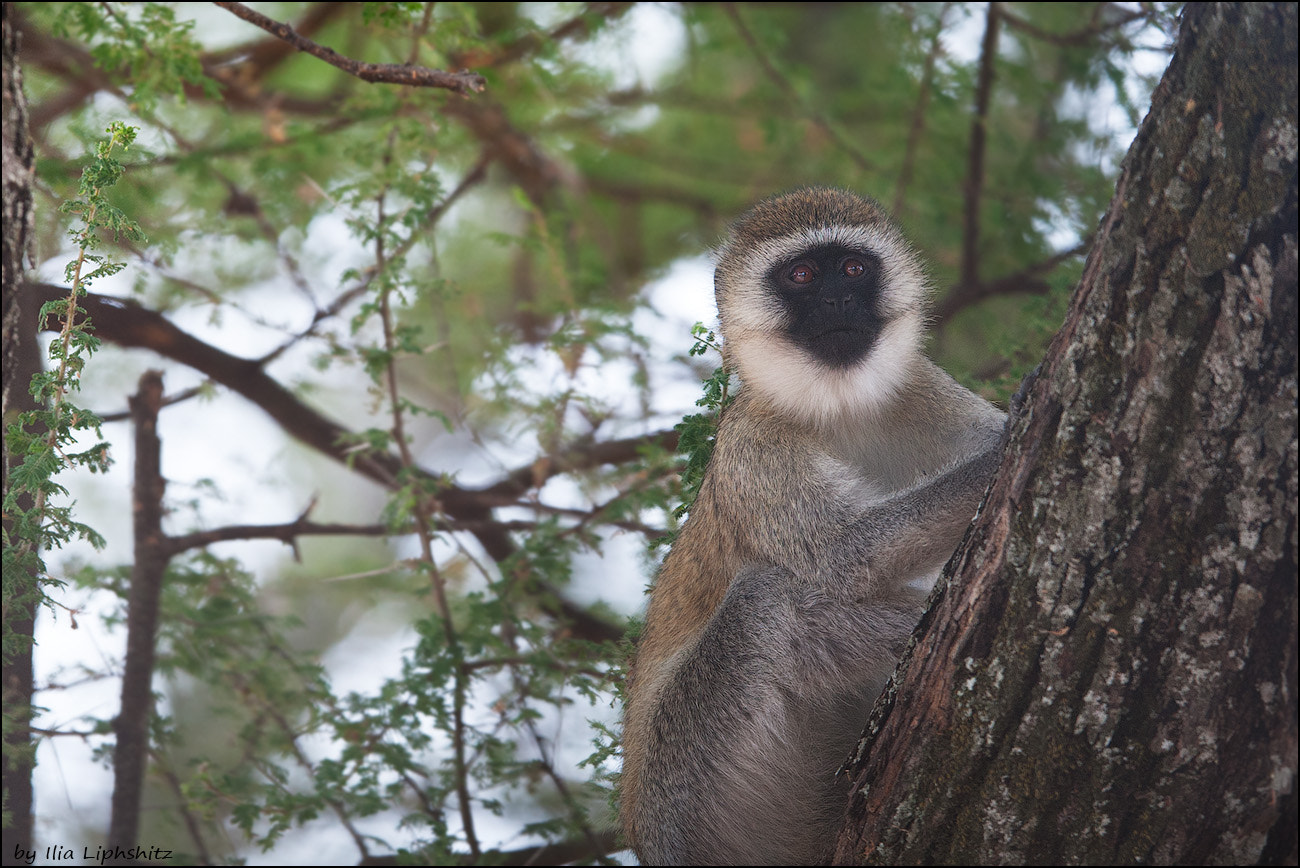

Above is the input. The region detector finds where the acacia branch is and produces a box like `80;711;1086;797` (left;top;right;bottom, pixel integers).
213;2;485;94
257;156;491;366
15;4;347;130
459;2;635;69
203;2;348;74
481;431;680;502
442;99;567;206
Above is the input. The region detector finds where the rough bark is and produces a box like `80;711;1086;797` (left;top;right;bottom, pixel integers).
834;4;1298;865
2;3;38;857
1;3;31;431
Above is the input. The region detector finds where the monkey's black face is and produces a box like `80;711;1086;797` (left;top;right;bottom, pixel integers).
767;244;884;369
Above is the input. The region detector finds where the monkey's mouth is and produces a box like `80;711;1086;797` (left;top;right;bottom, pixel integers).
807;327;875;368
812;326;866;343
787;310;882;368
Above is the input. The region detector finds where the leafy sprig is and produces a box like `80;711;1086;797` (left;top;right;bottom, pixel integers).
3;122;142;650
668;323;732;527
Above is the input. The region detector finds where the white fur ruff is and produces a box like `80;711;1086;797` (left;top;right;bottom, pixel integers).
729;313;923;427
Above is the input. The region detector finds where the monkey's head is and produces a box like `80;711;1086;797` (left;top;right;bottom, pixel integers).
714;187;929;427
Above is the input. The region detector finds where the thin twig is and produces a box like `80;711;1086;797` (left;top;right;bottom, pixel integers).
936;239;1089;324
256;154;491;366
97;384;206;423
213;2;486;94
374;144;481;857
454;2;635;69
154;755;214;865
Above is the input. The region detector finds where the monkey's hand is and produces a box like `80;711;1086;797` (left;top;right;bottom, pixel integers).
836;442;1002;596
1001;363;1041;450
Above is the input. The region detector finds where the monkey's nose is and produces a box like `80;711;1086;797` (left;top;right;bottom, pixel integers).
823;295;855;312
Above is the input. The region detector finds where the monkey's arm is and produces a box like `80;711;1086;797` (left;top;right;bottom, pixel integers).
632;564;918;866
836;443;1002;593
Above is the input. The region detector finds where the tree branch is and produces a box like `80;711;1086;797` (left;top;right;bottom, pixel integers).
480;431;680;502
203;1;348;73
212;2;486;95
256;155;491;366
935;239;1089;325
109;370;168;856
97;384;206;423
442;99;568;206
1001;4;1150;48
458;2;635;69
165;519;391;558
27;283;632;643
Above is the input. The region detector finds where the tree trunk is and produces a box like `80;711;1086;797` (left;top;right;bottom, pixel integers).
834;3;1297;865
2;2;38;858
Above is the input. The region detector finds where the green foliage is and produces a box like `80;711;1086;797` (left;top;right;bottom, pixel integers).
51;2;217;114
664;323;732;535
6;2;1180;863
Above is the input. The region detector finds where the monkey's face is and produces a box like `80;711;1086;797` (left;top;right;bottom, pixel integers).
714;188;930;426
766;244;884;370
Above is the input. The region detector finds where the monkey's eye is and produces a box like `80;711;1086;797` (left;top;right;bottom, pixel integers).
843;258;867;277
787;262;817;285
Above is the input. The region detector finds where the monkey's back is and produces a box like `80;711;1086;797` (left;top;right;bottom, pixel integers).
621;393;855;857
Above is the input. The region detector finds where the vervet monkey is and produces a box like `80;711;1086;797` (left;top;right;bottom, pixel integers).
620;188;1007;865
